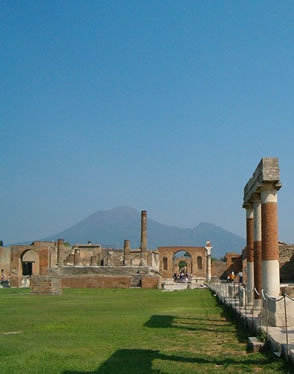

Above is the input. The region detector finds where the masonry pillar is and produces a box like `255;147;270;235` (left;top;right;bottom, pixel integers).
253;197;262;304
140;210;147;266
261;186;280;296
246;207;254;303
56;239;64;266
124;240;131;266
74;249;80;266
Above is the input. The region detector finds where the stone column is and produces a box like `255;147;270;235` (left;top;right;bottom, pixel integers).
246;207;254;303
140;210;147;266
261;185;280;296
74;249;80;266
124;240;131;265
205;241;212;282
56;239;64;266
253;197;262;304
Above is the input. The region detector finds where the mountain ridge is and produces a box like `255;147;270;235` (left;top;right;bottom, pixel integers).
42;206;245;258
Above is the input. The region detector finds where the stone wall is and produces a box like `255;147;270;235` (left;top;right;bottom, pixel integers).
31;275;62;295
279;242;294;282
211;260;227;280
0;247;10;274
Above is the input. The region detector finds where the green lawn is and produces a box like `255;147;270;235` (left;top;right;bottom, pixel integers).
0;288;290;373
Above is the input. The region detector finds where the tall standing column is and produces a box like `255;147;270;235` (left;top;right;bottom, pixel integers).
246;207;254;303
253;197;262;304
261;186;280;296
124;240;131;266
205;241;212;282
140;210;147;266
57;239;64;266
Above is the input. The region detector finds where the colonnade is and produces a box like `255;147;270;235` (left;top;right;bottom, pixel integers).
243;158;281;303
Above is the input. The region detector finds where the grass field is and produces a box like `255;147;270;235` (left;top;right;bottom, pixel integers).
0;288;290;373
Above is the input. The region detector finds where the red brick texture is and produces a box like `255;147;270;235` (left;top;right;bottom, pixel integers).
141;276;161;289
61;276;131;288
31;276;62;295
262;202;279;261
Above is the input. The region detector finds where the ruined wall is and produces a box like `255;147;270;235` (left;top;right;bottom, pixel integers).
31;275;62;295
225;252;242;277
61;276;131;288
141;276;161;289
0;247;11;274
279;242;294;282
211;260;227;280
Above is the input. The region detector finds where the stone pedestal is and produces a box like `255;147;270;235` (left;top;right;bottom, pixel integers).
267;297;294;327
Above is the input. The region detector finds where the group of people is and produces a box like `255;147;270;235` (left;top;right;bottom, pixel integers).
173;272;191;283
227;271;243;284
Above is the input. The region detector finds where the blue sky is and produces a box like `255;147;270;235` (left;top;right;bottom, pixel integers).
1;1;294;244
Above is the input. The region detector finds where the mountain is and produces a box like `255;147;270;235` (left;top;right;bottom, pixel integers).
44;207;245;258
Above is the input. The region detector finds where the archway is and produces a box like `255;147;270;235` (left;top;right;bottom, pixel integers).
157;246;207;280
172;251;192;281
21;249;40;276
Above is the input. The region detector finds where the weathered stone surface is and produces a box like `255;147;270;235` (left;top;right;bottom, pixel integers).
31;275;62;295
243;157;281;207
142;276;161;289
248;337;265;352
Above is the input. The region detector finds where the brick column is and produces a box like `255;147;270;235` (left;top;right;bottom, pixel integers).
246;207;254;303
140;210;147;266
261;186;280;296
124;240;131;265
253;197;262;303
56;239;64;266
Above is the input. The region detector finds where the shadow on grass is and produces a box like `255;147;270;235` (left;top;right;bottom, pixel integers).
144;315;233;333
63;348;289;374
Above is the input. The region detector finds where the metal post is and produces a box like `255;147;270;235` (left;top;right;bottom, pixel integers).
284;295;289;362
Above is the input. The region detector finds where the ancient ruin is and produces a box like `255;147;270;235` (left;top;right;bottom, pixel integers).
243;157;281;302
0;209;215;293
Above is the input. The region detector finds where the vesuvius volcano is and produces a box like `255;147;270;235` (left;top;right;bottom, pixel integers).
44;207;245;258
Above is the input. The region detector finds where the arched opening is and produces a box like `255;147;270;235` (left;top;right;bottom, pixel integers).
163;257;168;271
172;251;192;282
21;249;39;276
197;256;203;270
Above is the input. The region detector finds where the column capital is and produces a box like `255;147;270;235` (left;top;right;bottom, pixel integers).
246;207;254;219
251;193;261;204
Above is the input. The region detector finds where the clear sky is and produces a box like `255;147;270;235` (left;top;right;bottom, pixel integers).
1;1;294;244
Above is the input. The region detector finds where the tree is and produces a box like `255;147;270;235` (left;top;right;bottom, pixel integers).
0;240;3;247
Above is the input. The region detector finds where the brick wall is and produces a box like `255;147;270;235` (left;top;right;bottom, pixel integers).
211;261;227;280
142;276;161;289
31;275;62;295
61;276;131;288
